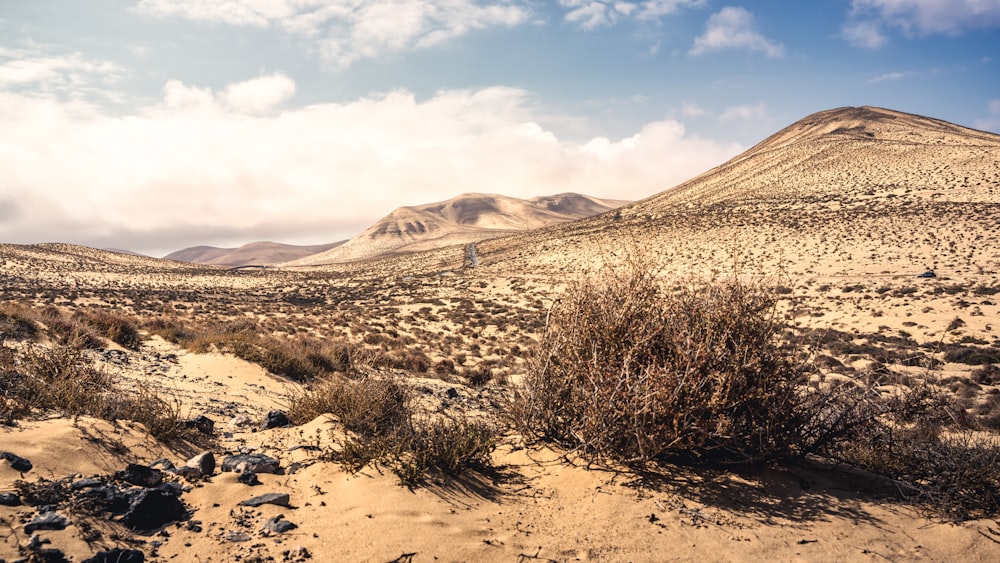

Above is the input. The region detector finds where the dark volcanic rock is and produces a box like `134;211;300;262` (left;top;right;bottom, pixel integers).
82;548;145;563
264;410;290;429
1;451;33;472
263;514;297;534
80;486;131;514
24;511;70;533
222;453;280;474
239;492;290;507
175;451;216;479
121;488;186;531
117;463;163;488
185;415;215;435
0;492;20;506
237;470;261;486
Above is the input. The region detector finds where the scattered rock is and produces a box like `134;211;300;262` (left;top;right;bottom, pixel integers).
79;485;132;514
282;546;312;561
182;451;216;478
24;511;70;534
1;451;33;472
445;387;459;399
121;487;186;531
228;415;253;429
238;470;261;486
0;492;20;506
264;410;290;429
239;492;290;508
82;548;145;563
117;463;163;488
172;466;202;480
222;453;280;475
185;415;215;435
225;530;251;542
148;458;175;471
71;478;104;490
263;514;297;534
27;547;70;563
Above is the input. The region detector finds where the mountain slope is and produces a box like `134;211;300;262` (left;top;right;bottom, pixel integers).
288;192;629;266
166;241;345;267
470;106;1000;280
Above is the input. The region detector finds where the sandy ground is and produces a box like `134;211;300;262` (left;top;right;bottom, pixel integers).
2;340;1000;562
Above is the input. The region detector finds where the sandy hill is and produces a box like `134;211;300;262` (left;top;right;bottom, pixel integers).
166;240;345;267
471;106;1000;280
286;192;629;266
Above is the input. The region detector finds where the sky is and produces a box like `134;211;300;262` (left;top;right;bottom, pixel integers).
1;0;998;257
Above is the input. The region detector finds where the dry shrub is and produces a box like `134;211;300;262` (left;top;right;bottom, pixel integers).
0;303;40;342
42;312;103;350
160;319;357;381
828;419;1000;520
288;375;409;434
510;254;1000;518
0;343;195;443
289;375;496;485
78;311;142;350
512;256;806;466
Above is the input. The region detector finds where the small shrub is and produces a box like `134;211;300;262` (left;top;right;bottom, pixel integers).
943;345;1000;366
80;311;142;350
291;375;496;485
0;303;40;341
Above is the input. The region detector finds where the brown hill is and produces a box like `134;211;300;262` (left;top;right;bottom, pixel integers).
469;106;1000;283
166;240;344;267
286;192;629;266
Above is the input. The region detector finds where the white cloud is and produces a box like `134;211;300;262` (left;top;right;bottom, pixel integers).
559;0;705;29
718;102;767;122
0;69;742;255
0;47;123;94
842;21;887;48
867;70;914;83
973;98;1000;132
690;7;784;57
220;73;296;114
845;0;1000;47
136;0;530;69
680;101;707;117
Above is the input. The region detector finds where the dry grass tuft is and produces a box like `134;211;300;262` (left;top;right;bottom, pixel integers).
289;374;496;485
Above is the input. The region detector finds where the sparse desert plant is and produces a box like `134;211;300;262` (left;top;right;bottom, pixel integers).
510;253;1000;519
0;342;198;443
78;310;142;350
290;374;496;485
511;255;809;466
0;303;40;342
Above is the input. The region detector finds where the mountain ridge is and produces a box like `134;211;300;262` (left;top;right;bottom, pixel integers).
285;192;630;266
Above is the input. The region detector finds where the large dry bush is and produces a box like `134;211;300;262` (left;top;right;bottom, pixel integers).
513;257;807;465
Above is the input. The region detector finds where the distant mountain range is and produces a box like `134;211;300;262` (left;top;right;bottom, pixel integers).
165;241;345;267
165;193;627;268
283;192;630;266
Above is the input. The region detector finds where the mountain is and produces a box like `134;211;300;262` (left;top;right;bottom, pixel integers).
286;192;629;266
166;241;345;267
470;106;1000;279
